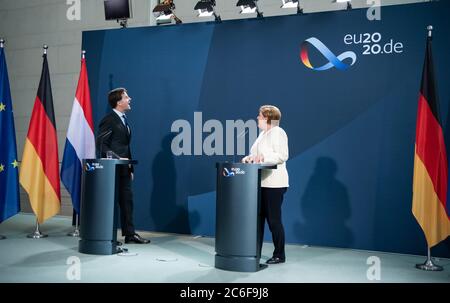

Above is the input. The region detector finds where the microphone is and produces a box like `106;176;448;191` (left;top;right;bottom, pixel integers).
233;129;249;164
97;129;112;158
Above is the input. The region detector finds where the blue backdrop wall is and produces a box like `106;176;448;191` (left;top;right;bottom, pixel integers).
83;1;450;257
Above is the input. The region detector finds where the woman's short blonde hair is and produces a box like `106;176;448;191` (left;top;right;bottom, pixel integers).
259;105;281;125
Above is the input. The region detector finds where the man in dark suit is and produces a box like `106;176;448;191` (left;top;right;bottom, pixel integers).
97;87;150;244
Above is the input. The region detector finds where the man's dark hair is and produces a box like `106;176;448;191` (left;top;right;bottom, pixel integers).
108;88;127;108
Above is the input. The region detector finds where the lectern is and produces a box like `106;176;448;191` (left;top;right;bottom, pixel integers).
215;162;276;272
79;158;137;255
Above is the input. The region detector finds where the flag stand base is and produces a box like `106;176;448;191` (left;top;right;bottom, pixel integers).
67;228;80;237
27;231;48;239
0;235;6;240
67;214;80;237
415;259;443;271
415;248;443;271
27;220;48;239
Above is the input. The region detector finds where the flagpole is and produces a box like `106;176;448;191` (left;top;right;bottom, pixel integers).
26;44;51;239
67;210;80;237
66;48;87;238
414;25;444;272
27;219;48;238
0;38;6;240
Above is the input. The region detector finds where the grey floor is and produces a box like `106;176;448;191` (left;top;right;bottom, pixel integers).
0;214;449;283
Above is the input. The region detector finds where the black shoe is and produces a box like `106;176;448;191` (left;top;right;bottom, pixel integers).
116;247;128;254
116;241;123;246
266;257;285;264
124;233;150;244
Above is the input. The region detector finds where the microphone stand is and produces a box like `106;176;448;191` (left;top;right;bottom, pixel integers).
97;129;112;158
234;129;249;163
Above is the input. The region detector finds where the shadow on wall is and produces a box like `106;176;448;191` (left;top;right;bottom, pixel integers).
149;134;192;234
295;157;354;248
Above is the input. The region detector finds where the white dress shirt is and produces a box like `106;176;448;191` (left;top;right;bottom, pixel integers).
113;108;126;124
113;108;129;133
246;126;289;188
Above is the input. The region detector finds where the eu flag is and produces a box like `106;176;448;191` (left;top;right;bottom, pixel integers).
0;43;20;223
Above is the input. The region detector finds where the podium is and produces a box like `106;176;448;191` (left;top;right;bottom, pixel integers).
78;158;137;255
215;162;276;272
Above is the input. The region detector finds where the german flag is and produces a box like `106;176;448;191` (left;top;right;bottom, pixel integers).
412;32;450;248
19;51;60;223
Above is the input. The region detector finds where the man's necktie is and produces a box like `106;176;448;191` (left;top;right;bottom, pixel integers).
122;114;130;133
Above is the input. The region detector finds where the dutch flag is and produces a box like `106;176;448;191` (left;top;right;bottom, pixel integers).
61;52;95;214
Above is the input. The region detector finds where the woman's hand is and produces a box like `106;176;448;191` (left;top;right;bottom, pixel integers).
242;156;255;163
254;155;264;163
242;155;264;163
